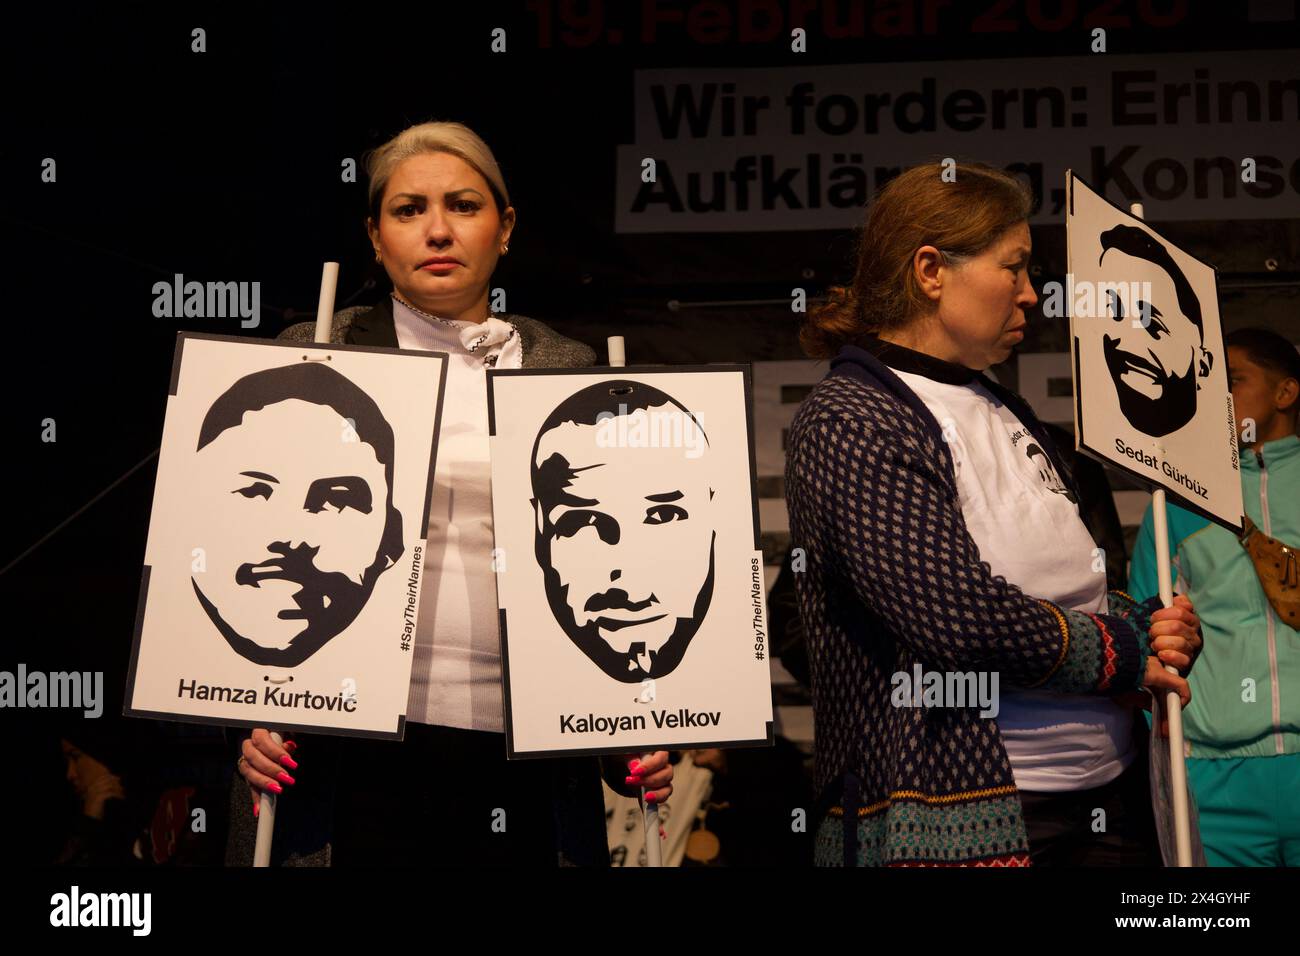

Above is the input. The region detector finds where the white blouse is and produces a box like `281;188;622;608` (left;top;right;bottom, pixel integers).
390;296;522;731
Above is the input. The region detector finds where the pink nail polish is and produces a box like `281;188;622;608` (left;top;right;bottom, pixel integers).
267;780;283;794
280;754;299;770
625;775;643;786
628;759;641;773
276;771;295;786
645;791;657;803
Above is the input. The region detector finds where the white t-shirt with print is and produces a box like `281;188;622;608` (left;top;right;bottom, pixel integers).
891;369;1135;793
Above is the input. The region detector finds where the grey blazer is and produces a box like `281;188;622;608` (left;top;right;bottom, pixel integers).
224;298;618;867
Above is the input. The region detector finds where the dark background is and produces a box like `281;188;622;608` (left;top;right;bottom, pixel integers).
1;1;1297;863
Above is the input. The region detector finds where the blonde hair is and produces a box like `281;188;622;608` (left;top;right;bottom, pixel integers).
365;121;511;223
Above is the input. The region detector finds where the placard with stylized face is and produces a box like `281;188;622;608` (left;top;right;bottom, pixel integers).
125;334;447;738
1067;172;1244;532
487;367;774;758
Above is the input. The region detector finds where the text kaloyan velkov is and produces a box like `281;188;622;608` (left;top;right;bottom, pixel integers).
561;708;722;735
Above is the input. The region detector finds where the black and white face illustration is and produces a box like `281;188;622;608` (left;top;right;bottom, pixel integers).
1024;443;1076;503
191;363;404;667
530;381;716;683
1098;225;1212;438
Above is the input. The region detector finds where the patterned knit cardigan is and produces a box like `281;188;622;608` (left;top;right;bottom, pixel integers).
784;343;1162;866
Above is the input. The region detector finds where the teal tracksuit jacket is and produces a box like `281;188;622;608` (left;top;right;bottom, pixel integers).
1129;434;1300;865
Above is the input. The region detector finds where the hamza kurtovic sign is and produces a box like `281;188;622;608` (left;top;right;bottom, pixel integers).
1066;172;1244;533
125;333;447;738
487;367;774;758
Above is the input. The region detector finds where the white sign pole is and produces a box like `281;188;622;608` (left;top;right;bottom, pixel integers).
1127;204;1193;867
605;333;663;868
252;730;284;867
253;261;340;867
314;262;340;344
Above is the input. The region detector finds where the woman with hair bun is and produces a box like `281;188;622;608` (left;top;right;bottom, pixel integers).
785;161;1202;866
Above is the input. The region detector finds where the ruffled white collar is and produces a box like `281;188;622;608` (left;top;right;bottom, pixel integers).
390;294;522;369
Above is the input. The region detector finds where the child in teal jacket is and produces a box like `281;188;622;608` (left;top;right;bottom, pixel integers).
1130;328;1300;866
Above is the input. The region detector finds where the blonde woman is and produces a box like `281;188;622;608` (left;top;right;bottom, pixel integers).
227;122;671;866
